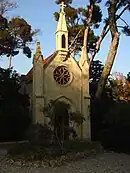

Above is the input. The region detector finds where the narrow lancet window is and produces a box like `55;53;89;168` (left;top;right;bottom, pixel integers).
62;34;66;48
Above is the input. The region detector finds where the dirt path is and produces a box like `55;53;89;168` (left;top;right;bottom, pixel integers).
0;152;130;173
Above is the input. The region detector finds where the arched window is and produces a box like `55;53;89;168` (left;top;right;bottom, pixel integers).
62;34;66;48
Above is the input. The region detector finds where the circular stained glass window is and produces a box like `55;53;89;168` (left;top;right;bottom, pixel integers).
53;66;71;85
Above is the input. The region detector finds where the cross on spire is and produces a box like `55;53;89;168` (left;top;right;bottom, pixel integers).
60;1;66;13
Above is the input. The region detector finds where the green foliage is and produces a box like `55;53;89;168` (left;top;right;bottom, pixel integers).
90;60;104;83
105;0;130;36
94;0;130;99
89;60;104;98
127;72;130;82
26;124;53;145
7;140;101;166
90;60;116;140
90;61;130;152
70;111;85;126
43;100;85;127
0;67;31;141
43;100;85;152
99;102;130;153
78;4;102;28
104;103;130;126
105;0;130;10
0;15;39;58
55;0;72;5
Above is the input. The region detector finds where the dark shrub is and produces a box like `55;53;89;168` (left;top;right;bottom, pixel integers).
0;68;31;142
0;105;31;142
99;103;130;153
26;123;53;145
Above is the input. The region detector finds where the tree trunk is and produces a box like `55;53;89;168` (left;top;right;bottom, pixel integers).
83;2;94;60
95;32;120;99
8;55;12;69
95;0;120;99
89;2;128;67
83;27;89;59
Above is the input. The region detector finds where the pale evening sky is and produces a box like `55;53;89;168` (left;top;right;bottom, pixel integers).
0;0;130;76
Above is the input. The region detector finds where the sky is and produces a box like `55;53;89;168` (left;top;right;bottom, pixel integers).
0;0;130;76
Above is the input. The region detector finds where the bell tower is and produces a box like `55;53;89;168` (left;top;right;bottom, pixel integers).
56;2;68;56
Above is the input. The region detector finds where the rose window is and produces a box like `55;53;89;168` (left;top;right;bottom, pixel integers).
53;66;70;85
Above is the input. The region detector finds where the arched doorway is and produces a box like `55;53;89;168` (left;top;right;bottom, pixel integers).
53;100;70;140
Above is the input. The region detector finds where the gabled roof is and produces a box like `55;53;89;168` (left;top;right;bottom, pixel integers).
26;57;48;80
25;50;81;83
25;52;57;81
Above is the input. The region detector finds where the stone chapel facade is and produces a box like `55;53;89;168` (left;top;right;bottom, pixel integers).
21;2;91;140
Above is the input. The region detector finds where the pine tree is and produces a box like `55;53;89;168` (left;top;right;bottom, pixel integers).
95;0;130;99
0;0;39;68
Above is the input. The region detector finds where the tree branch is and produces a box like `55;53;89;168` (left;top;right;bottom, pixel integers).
117;25;126;29
83;2;94;57
119;17;129;27
89;4;129;67
69;28;82;51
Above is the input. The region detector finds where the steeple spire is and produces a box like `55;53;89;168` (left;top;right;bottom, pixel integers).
56;1;68;53
56;2;68;33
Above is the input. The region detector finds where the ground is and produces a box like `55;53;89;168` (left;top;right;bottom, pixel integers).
0;152;130;172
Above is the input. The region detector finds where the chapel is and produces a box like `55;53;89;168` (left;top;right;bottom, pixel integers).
21;2;91;140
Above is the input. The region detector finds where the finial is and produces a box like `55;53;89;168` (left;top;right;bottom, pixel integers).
36;41;41;55
33;41;43;64
60;1;66;13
